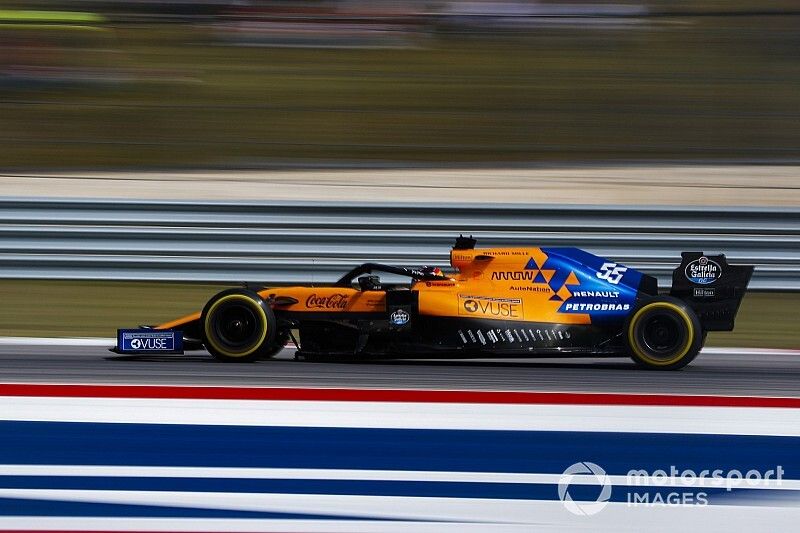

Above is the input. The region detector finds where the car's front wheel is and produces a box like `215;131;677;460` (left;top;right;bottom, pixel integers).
624;296;702;370
201;289;277;362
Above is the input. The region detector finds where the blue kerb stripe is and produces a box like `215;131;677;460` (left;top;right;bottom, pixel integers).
0;421;798;477
0;476;798;505
0;497;378;519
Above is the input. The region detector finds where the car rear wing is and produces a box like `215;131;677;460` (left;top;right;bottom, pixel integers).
669;252;754;331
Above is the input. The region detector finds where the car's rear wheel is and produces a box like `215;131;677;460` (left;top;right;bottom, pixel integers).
624;296;702;370
201;289;277;362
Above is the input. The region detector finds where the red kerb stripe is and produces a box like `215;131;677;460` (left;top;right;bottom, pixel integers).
0;383;798;408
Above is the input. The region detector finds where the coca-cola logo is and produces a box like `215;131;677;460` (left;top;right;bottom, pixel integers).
305;293;349;309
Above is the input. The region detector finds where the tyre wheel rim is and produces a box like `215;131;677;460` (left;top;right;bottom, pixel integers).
639;313;685;359
212;303;262;351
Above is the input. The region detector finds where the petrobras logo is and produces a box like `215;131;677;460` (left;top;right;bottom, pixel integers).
564;302;630;312
685;256;722;285
559;285;635;316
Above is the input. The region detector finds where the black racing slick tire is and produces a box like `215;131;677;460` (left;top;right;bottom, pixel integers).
201;289;277;362
624;296;702;370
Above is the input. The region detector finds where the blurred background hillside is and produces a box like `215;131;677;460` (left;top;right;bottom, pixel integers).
1;0;798;168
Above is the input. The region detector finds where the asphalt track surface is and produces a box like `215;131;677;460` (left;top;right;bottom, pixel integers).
1;345;799;397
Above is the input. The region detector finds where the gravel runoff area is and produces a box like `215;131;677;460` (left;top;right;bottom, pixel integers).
3;165;800;206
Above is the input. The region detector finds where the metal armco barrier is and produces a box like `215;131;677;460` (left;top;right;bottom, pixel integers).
0;198;797;289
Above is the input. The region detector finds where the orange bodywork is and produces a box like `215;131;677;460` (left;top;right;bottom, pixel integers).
156;247;592;330
418;248;591;324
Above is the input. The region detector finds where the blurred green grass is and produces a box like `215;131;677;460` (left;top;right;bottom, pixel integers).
0;280;232;338
0;279;795;349
2;13;799;167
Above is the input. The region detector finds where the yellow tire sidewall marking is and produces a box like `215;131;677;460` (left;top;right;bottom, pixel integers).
628;302;694;366
204;294;268;357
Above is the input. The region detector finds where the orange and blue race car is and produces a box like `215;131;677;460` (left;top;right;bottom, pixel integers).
114;236;753;370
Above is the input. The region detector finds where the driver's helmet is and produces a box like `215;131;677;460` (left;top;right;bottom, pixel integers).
358;275;381;291
421;266;444;277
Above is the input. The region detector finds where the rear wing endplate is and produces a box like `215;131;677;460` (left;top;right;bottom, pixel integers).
670;252;754;331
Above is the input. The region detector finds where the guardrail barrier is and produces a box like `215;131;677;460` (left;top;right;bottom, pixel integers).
0;198;796;289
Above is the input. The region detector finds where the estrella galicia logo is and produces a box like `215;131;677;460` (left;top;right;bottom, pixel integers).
390;309;410;326
685;256;722;285
558;462;612;516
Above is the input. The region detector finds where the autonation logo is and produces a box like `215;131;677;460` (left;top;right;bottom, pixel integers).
558;462;785;515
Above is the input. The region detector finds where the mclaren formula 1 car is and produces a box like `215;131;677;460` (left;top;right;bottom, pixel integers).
114;236;753;370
